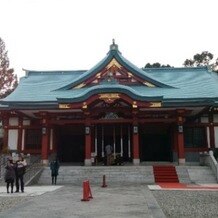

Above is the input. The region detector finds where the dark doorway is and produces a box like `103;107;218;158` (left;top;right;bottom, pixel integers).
96;124;131;162
139;125;172;162
57;125;84;163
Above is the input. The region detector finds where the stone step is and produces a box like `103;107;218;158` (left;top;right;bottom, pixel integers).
37;165;217;185
186;166;217;184
38;166;154;185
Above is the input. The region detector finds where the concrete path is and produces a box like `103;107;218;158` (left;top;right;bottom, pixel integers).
0;185;166;218
0;186;62;197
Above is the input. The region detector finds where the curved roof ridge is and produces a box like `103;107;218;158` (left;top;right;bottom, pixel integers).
143;66;208;72
24;69;86;76
115;53;173;88
57;84;163;103
56;53;112;90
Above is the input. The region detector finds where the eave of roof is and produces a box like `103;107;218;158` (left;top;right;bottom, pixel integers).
57;85;163;103
1;43;218;109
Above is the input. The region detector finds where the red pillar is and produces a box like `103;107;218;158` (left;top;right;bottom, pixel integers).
176;113;185;165
177;125;185;165
132;124;139;165
41;117;49;165
17;117;23;152
209;114;215;149
41;127;49;165
84;124;92;166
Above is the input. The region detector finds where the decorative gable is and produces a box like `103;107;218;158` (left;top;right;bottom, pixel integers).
56;40;172;91
73;58;156;89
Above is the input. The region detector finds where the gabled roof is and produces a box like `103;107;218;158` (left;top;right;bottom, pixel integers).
1;42;218;109
57;42;172;90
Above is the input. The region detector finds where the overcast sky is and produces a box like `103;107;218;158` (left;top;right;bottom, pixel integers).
1;0;218;78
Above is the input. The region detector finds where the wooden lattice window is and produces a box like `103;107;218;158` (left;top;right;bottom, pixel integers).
25;129;42;150
184;127;207;148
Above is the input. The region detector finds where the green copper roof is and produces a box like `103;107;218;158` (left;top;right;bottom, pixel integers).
1;43;218;108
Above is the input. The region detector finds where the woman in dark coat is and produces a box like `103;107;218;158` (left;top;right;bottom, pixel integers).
50;159;60;185
4;158;16;193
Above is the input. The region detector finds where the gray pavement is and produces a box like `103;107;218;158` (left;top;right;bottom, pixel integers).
0;184;217;218
0;185;165;218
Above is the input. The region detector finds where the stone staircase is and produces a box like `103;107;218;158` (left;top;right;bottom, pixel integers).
38;166;154;185
186;166;217;184
37;165;217;186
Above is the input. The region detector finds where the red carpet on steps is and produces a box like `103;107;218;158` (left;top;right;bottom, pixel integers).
153;165;179;183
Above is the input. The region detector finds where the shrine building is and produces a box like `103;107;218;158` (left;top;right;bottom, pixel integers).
1;41;218;165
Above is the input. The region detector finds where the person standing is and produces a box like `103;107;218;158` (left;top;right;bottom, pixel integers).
4;157;16;193
105;144;113;166
50;158;60;185
15;154;27;193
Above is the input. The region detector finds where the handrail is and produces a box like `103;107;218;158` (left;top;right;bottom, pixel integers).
0;154;43;185
24;155;44;185
208;150;218;182
0;155;8;180
200;151;218;182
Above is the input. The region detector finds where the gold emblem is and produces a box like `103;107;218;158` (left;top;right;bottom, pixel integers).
82;102;87;109
99;93;120;103
149;102;162;108
59;104;70;109
132;101;138;108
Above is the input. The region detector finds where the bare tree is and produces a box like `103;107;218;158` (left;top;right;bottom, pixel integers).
0;37;18;98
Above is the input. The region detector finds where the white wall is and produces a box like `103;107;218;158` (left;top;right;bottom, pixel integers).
50;129;53;150
214;115;218;123
9;117;18;126
23;120;30;126
8;129;18;150
22;129;25;151
207;127;210;148
201;117;208;123
214;126;218;148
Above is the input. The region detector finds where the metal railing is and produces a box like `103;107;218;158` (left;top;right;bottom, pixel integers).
199;150;218;182
24;155;44;185
0;154;44;186
0;155;8;183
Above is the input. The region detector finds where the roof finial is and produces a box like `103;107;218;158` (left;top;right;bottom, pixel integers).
110;39;118;51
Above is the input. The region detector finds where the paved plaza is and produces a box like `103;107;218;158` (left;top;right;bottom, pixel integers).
0;184;217;218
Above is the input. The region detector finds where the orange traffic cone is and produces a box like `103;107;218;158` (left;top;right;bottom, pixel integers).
87;180;93;199
101;175;107;188
81;180;93;201
81;180;89;201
